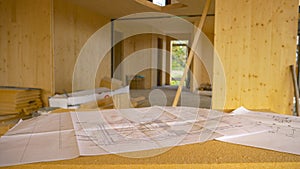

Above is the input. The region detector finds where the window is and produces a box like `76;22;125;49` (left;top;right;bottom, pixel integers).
170;40;189;87
151;0;166;6
148;0;179;7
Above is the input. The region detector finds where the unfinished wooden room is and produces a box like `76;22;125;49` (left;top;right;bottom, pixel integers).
0;0;300;168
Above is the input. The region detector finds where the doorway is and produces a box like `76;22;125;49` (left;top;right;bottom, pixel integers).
170;40;190;88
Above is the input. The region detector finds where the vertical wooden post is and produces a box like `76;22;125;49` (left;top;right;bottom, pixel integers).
172;0;211;107
290;65;299;116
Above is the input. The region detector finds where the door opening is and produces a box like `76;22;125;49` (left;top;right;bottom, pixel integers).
170;40;189;88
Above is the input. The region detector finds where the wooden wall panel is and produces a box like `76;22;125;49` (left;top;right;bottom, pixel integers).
191;16;214;91
53;0;109;93
0;0;53;104
95;53;111;88
213;0;298;114
192;56;210;90
123;34;153;89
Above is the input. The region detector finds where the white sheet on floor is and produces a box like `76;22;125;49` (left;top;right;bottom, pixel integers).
0;113;79;166
0;106;299;167
216;107;300;155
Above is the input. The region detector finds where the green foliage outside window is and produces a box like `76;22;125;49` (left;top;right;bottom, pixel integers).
171;40;188;86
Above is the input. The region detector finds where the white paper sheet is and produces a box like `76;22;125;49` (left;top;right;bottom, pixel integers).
217;107;300;155
49;87;129;109
1;106;300;167
71;106;216;156
49;87;111;108
0;113;79;167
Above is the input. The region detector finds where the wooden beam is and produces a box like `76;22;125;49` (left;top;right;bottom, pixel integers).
290;65;299;116
172;0;211;107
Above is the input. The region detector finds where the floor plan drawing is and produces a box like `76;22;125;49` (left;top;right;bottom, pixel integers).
0;113;79;167
71;106;210;156
1;106;300;167
217;107;300;155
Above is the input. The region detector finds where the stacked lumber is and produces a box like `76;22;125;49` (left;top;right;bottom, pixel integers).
0;86;42;115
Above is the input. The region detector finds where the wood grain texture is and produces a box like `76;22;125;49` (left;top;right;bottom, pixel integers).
0;0;53;105
122;34;154;89
213;0;298;114
191;16;215;91
53;0;110;93
172;0;211;107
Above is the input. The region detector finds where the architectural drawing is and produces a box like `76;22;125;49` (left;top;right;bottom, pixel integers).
71;106;211;156
231;107;300;138
0;113;79;167
1;106;300;167
217;107;300;155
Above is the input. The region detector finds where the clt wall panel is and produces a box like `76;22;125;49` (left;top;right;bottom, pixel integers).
123;34;153;89
213;0;298;114
191;16;215;91
0;0;53;104
53;0;109;93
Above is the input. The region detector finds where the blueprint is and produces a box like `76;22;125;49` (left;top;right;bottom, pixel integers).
71;106;220;156
0;106;300;167
0;113;79;167
216;107;300;155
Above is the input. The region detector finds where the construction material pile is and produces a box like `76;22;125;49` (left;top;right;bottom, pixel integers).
0;86;42;115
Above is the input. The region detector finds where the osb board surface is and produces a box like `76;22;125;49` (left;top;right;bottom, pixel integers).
3;141;300;169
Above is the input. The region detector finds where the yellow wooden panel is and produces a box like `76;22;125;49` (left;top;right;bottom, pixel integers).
191;16;214;91
0;0;53;105
123;34;153;89
192;57;210;90
96;53;112;88
53;0;110;93
213;0;298;114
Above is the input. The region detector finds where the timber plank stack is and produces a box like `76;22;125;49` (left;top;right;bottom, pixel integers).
0;86;42;115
